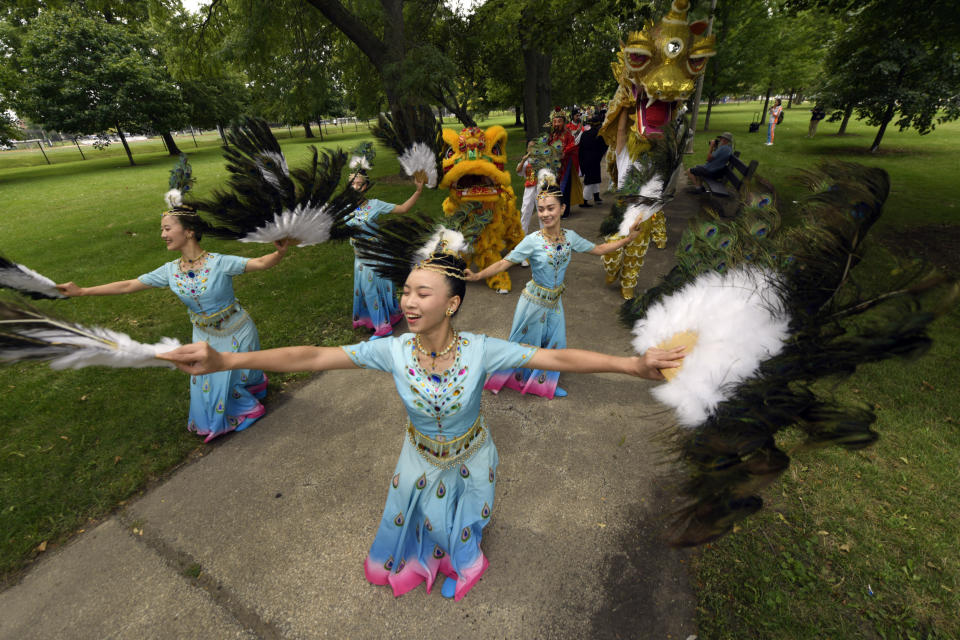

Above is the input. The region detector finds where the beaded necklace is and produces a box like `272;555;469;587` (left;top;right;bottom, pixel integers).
415;331;459;372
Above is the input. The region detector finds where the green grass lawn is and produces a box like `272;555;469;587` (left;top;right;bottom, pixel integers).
1;105;957;638
685;102;960;639
0;114;528;582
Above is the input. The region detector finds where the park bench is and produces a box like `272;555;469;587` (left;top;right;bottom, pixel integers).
700;150;759;216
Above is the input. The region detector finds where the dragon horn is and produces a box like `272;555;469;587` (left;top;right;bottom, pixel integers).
664;0;689;23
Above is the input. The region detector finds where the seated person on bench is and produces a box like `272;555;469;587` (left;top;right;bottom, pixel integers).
687;131;734;192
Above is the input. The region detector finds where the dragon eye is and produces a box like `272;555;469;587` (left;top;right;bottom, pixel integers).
628;52;650;68
444;147;455;159
491;143;502;155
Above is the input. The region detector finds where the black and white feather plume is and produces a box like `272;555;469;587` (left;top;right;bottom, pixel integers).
625;162;955;547
187;117;361;246
352;212;465;288
0;255;65;300
398;142;438;188
0;298;181;370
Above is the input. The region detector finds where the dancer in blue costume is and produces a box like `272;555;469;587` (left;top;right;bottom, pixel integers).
466;171;643;399
347;169;426;339
160;251;683;601
57;208;289;442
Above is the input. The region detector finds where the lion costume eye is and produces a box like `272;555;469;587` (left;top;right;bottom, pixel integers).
444;146;455;159
490;142;502;155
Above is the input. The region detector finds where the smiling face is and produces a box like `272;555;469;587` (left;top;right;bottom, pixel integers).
160;215;191;252
350;173;370;192
401;269;461;333
537;195;565;230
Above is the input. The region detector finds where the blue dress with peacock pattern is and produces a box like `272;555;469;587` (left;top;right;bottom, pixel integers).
484;229;595;399
346;199;403;336
343;332;538;600
138;253;267;442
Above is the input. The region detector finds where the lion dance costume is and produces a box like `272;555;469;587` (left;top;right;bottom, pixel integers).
439;126;524;292
597;0;716;299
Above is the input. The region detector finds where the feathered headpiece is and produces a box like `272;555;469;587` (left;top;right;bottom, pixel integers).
348;141;375;177
0;254;65;300
164;153;198;216
625;161;955;546
186;117;360;246
0;297;181;370
536;169;562;201
352;212;468;287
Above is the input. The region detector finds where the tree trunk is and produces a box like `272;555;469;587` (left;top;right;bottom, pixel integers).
704;97;714;131
160;131;181;155
303;122;315;138
522;47;540;140
870;100;896;152
217;123;229;146
787;90;794;108
760;87;772;125
315;116;324;141
838;103;853;135
117;124;134;166
514;106;523;128
535;51;552;134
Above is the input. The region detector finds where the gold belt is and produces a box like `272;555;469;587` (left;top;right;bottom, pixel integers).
407;414;486;469
189;301;243;330
522;280;565;309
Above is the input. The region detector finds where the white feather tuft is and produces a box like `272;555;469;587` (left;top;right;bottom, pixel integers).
238;203;335;246
618;203;660;236
349;155;371;171
638;176;664;199
11;327;181;370
412;226;470;264
397;143;438;188
537;168;558;187
0;261;65;299
631;267;791;427
164;188;183;209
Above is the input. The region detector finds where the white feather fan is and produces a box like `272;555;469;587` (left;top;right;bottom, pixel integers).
397;142;438;188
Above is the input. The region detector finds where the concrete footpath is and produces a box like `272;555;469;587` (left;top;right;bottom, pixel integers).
1;190;700;640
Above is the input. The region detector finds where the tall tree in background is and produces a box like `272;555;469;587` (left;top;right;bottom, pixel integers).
794;0;960;151
12;7;186;165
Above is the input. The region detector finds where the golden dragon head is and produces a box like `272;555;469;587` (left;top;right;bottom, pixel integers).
618;0;716;136
439;125;511;203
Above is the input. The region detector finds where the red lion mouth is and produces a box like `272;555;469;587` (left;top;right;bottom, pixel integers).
632;85;675;136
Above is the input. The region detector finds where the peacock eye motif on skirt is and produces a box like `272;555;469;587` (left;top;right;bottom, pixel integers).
459;464;470;478
460;526;471;543
433;545;445;559
215;399;225;414
481;502;491;519
202;380;211;393
424;517;433;532
416;473;427;490
392;473;400;489
384;556;394;571
394;512;405;527
489;467;495;483
396;558;405;573
436;481;446;499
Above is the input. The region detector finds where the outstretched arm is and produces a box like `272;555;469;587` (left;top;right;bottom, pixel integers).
464;258;517;282
389;177;426;215
56;279;152;297
588;223;643;256
525;346;684;381
158;342;358;376
245;239;290;272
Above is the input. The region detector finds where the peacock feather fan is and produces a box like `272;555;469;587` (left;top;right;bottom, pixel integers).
0;296;181;370
627;161;955;546
370;105;442;184
0;254;65;300
351;211;463;290
187;117;360;246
